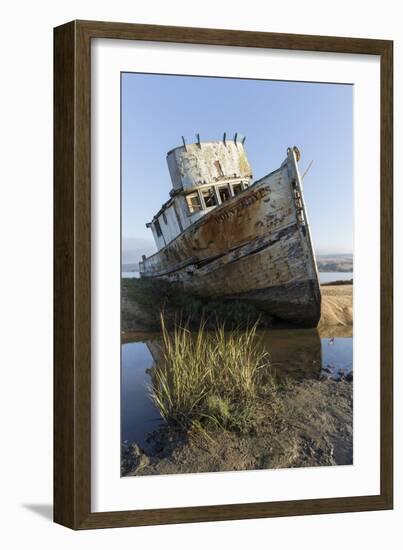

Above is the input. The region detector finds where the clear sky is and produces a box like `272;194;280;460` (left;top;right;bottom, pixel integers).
122;72;353;264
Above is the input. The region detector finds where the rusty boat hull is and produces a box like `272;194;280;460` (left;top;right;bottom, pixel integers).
140;149;321;327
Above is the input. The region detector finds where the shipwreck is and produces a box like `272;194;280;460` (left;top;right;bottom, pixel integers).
139;135;321;327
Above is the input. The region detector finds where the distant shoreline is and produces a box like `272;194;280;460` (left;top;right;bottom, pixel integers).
321;279;353;286
122;253;353;275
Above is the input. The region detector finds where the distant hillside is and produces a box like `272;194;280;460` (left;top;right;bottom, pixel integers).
316;254;353;273
122;263;139;272
122;237;156;267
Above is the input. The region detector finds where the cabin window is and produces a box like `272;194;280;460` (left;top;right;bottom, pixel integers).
232;183;243;196
186;192;203;213
154;219;162;237
214;160;224;178
218;185;231;203
162;211;167;224
202;187;217;208
243;181;249;189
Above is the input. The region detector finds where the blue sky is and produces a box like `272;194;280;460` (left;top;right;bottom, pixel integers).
122;72;353;264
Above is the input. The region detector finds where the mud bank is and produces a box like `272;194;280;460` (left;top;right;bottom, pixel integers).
122;378;353;476
320;285;353;328
122;278;353;331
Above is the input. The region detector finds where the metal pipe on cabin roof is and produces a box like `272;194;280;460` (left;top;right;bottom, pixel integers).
234;132;238;144
242;136;246;145
181;136;187;151
223;132;226;145
196;133;201;148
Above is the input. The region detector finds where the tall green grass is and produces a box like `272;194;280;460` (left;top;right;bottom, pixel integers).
149;314;274;432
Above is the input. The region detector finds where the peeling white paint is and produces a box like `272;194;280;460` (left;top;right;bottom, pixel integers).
147;140;253;251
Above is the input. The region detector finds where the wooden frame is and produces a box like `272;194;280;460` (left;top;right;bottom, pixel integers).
54;19;393;529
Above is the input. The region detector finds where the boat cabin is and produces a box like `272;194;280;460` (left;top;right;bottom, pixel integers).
146;138;253;250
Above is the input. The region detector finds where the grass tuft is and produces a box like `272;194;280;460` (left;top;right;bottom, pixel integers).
149;314;276;433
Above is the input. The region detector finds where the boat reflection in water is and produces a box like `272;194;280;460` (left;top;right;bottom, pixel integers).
144;328;323;382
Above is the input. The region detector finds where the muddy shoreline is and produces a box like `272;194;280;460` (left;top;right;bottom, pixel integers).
122;278;353;332
320;285;353;329
122;378;353;476
121;280;353;476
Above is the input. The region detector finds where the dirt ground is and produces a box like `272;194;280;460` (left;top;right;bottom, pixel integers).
320;285;352;327
122;378;353;476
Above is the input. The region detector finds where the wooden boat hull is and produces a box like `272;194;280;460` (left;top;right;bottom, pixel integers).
140;149;321;327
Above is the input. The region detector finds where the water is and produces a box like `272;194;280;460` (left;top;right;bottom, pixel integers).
121;342;159;451
121;330;353;450
122;271;353;283
122;271;139;279
319;271;353;284
321;337;353;379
